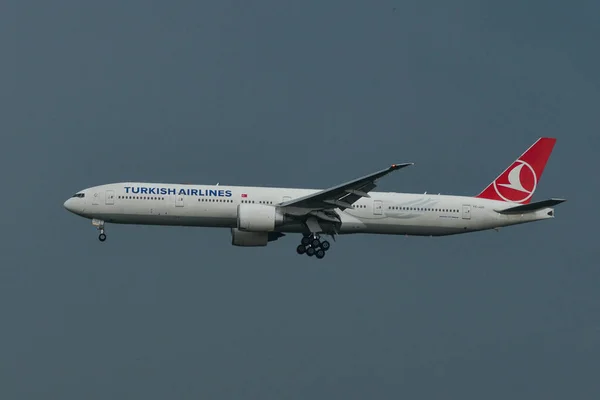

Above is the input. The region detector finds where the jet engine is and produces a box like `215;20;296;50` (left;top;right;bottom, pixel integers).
230;228;285;247
237;204;286;232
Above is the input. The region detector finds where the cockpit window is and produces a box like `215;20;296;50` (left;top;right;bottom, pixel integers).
72;193;85;198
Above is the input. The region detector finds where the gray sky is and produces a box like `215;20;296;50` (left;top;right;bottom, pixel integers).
2;1;599;398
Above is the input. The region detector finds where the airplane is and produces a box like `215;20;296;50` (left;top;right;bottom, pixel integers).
63;137;565;259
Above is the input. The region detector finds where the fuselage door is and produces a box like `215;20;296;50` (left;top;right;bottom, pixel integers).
176;194;184;207
105;190;115;205
373;200;383;215
462;204;471;219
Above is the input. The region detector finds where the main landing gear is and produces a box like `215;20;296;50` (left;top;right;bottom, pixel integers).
296;233;331;259
92;219;107;242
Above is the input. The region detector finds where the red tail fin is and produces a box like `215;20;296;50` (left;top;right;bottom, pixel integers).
476;137;556;204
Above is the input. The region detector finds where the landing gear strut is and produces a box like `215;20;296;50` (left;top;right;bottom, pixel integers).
297;233;330;259
92;219;107;242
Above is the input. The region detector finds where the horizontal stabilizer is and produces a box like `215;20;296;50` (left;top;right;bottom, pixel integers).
496;198;566;214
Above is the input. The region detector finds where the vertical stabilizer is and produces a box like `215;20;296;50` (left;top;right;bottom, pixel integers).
476;137;556;204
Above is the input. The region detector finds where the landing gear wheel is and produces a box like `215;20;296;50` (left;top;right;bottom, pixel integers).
306;247;315;256
301;236;311;246
315;249;325;259
321;240;330;251
311;238;321;248
98;233;107;242
296;245;306;254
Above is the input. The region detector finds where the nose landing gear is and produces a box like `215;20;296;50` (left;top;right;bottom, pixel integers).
92;219;107;242
297;233;330;259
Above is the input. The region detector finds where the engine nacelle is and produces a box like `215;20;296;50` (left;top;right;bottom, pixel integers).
230;228;285;247
237;204;285;232
231;228;269;246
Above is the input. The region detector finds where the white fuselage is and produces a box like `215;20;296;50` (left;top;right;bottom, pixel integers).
63;182;556;236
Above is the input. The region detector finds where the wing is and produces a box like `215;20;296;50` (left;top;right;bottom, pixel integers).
280;163;414;211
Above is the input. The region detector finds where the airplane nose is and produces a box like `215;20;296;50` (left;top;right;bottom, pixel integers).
64;198;75;212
